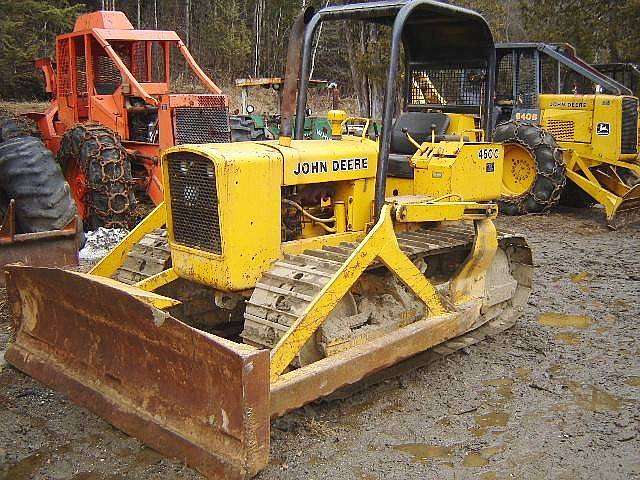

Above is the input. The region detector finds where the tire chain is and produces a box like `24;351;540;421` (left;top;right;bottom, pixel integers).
59;123;136;229
495;120;566;214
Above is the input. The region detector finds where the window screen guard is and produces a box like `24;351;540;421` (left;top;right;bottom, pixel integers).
407;62;487;109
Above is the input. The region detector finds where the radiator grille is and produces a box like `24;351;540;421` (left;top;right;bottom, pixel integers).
174;106;231;144
167;153;222;254
621;97;638;154
545;119;575;141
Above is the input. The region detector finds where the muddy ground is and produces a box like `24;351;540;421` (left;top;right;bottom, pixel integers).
0;206;638;480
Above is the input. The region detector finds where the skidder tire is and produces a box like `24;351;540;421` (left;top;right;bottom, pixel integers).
59;123;136;230
0;136;77;233
230;115;267;142
559;180;596;208
0;116;38;142
495;120;566;215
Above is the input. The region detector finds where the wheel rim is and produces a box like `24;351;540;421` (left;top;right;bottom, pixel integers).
501;143;537;197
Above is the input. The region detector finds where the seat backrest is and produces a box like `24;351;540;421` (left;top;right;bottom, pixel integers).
391;112;450;154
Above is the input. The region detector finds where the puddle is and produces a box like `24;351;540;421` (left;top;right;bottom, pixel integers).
2;444;71;480
71;474;120;480
625;376;640;387
437;416;452;427
392;443;454;462
343;398;376;416
475;411;509;428
538;313;592;328
469;411;509;437
352;466;378;480
483;378;513;401
613;299;628;309
516;368;532;382
463;452;489;467
567;382;622;412
554;332;580;345
463;446;504;468
548;364;563;375
570;272;590;283
480;473;499;480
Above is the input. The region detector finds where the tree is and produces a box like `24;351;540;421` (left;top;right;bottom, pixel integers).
0;0;84;99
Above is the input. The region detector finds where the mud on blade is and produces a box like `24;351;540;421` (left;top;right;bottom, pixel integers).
4;265;270;480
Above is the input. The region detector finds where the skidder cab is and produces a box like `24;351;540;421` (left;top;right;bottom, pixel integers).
494;43;640;228
6;2;532;479
31;10;230;226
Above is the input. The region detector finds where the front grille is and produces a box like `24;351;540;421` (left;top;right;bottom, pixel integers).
545;119;575;141
621;97;638;154
174;106;231;144
167;152;222;254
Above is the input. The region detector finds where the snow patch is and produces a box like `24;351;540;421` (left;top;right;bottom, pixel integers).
79;227;128;263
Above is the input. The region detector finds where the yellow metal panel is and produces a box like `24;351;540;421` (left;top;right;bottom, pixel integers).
541;109;592;143
412;143;503;202
539;94;595;111
445;114;478;139
394;201;497;222
280;139;378;185
334;178;375;231
386;177;414;198
162;143;283;291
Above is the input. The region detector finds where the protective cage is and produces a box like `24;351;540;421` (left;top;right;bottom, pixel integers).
407;62;487;109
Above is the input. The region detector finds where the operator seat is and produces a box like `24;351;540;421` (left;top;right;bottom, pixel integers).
388;112;450;179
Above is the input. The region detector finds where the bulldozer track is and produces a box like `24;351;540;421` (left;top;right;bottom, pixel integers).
242;223;528;363
112;228;171;285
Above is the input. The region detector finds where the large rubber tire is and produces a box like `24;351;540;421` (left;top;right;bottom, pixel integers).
230;115;267;142
495;121;566;215
0;116;39;142
559;180;597;208
59;123;136;230
0;136;77;233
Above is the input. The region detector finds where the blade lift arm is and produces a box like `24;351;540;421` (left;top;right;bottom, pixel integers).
269;200;499;382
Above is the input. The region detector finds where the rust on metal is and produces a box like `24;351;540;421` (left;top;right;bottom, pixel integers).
608;184;640;229
0;200;79;286
4;266;271;479
269;305;478;418
278;6;315;142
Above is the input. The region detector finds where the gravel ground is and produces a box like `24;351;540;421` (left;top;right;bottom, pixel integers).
0;206;638;480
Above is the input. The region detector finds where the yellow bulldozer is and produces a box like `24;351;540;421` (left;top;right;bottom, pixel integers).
4;2;533;479
494;43;640;228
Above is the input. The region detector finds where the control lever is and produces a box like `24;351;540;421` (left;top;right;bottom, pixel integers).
402;128;429;154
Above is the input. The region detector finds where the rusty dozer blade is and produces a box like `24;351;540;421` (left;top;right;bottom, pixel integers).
606;183;640;230
0;200;79;286
4;266;270;479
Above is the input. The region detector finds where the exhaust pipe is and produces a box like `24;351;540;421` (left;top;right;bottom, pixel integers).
278;6;315;146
